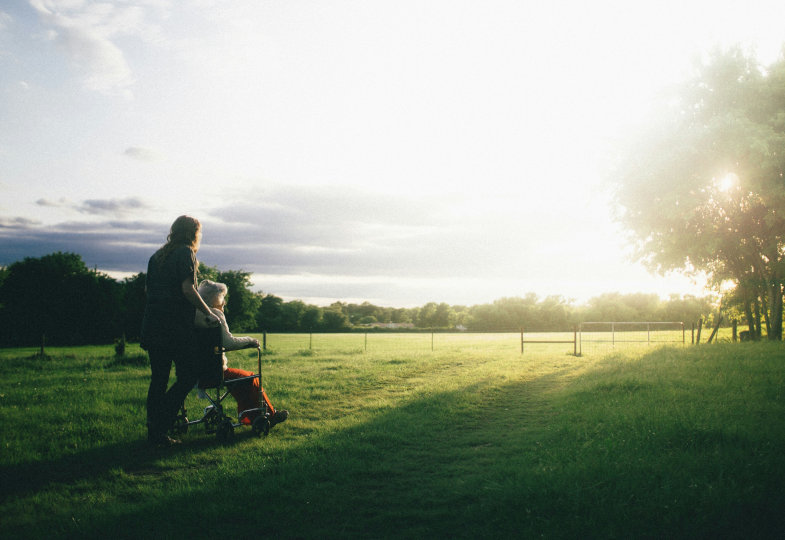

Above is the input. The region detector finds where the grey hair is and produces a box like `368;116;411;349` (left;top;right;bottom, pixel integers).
198;280;228;307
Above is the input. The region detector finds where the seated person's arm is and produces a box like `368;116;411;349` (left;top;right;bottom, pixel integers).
211;309;260;350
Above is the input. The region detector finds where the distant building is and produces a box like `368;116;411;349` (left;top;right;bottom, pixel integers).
369;322;415;329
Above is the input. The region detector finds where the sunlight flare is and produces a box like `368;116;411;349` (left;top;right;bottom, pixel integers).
716;172;739;192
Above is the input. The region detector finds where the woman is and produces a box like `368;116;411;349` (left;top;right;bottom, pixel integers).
195;280;288;428
140;215;220;446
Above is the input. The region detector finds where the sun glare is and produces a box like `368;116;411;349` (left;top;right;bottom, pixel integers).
717;173;738;192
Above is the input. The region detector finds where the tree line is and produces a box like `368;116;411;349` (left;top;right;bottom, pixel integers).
0;252;720;347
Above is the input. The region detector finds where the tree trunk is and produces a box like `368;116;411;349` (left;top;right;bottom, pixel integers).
753;295;763;339
743;292;755;335
761;292;771;337
768;280;783;341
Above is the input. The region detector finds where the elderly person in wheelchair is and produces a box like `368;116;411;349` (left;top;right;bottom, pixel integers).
195;279;288;430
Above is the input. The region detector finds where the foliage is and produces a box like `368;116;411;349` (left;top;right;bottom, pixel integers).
256;293;283;331
197;263;261;332
0;252;123;346
416;302;454;328
612;47;785;339
321;308;351;331
119;272;146;342
114;334;126;356
468;294;572;331
0;252;722;346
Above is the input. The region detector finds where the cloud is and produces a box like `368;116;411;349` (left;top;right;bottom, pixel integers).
36;196;149;216
36;197;69;207
28;0;146;95
206;186;438;250
123;146;162;162
0;218;159;270
0;198;701;306
77;197;148;215
2;184;519;281
0;10;11;32
0;216;40;229
197;184;546;281
0;183;647;305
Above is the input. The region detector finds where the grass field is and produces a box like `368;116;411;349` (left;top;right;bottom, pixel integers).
1;333;784;538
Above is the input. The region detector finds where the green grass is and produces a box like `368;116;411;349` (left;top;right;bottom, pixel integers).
1;335;784;538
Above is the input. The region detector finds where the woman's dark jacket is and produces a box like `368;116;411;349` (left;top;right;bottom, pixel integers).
140;245;197;350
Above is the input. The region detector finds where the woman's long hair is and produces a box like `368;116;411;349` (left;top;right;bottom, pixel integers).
156;215;201;261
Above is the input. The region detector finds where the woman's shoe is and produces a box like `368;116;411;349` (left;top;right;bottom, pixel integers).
148;433;182;447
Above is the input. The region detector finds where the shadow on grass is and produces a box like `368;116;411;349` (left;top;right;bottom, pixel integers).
1;363;578;537
0;428;240;505
5;347;785;538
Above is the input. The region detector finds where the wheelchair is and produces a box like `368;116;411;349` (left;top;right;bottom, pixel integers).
170;326;270;442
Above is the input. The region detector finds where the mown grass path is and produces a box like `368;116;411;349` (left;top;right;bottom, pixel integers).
1;338;784;538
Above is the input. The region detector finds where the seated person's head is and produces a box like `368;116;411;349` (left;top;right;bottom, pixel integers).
198;280;228;310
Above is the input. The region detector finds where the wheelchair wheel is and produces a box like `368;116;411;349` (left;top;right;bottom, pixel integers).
203;406;221;434
252;415;270;437
216;418;234;443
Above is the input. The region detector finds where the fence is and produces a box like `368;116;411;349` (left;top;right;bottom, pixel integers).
257;331;523;354
517;322;687;355
578;322;685;355
250;324;686;357
520;328;578;355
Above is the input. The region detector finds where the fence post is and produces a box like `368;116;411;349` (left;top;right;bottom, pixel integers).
706;315;722;344
263;331;267;351
732;319;738;342
309;330;313;350
573;326;577;356
696;318;703;344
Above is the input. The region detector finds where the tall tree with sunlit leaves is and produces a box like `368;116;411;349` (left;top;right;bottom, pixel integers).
612;47;785;340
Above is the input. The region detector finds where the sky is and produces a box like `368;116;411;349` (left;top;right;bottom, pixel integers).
1;0;784;308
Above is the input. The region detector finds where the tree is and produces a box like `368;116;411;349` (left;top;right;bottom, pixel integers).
0;265;8;294
390;307;413;324
658;294;715;327
451;305;470;328
0;252;123;346
582;293;659;322
120;273;147;341
432;303;454;328
321;308;351;331
301;306;323;330
280;300;307;331
416;302;444;328
467;295;542;331
612;47;785;339
198;264;261;332
257;293;284;331
538;295;571;330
